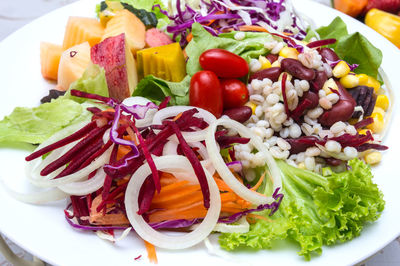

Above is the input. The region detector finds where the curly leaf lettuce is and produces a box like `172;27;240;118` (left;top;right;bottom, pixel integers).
219;159;385;260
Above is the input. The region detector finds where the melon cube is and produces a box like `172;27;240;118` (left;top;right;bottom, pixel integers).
63;17;105;49
57;42;91;91
40;42;63;80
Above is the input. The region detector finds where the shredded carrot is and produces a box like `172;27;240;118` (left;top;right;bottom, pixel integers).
144;240;158;264
172;112;183;121
89;195;130;225
238;25;269;32
186;32;193;43
250;171;266;191
247;213;272;222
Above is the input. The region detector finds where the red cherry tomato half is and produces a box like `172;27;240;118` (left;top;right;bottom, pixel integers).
189;70;223;118
199;49;249;78
220;79;249;109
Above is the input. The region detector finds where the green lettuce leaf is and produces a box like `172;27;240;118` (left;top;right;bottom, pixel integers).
219;159;385;260
64;64;109;103
186;23;277;76
0;64;108;144
0;98;84;144
305;17;382;78
132;75;191;105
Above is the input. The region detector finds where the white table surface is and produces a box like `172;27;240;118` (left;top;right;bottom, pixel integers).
0;0;399;265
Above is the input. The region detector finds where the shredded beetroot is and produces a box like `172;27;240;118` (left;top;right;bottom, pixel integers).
134;255;142;261
291;98;312;122
357;143;388;152
158;96;171;110
167;121;210;209
216;134;250;149
25;121;97;161
307;38;336;48
354;117;374;129
70;89;119;107
40;126;110;176
281;73;290;117
137;176;156;215
70;196;90;225
131;122;161;193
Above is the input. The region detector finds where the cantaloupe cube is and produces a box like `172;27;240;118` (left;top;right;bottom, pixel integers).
102;9;146;54
57;42;91;91
40;42;63;80
63;17;105;49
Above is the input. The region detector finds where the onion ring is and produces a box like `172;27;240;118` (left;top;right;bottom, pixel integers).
124;155;221;249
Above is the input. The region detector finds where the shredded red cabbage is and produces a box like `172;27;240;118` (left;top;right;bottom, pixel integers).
153;0;307;46
327;59;359;71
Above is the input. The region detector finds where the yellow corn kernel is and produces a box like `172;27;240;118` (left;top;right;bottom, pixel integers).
332;61;351;78
322;78;338;95
366;112;384;133
375;94;389;111
340;74;359;89
258;55;271;70
245;102;257;114
298;162;306;169
357;74;369;85
271;60;281;68
364;151;382;165
366;76;381;93
279;47;299;59
372;106;385;117
358;129;372;135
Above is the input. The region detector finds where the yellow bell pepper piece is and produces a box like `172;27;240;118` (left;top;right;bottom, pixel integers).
365;8;400;48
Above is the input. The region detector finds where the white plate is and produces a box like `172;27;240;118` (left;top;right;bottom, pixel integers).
0;0;399;265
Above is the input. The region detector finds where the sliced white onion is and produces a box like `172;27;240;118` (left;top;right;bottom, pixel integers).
58;167;107;196
316;143;356;161
0;182;67;204
124;155;221;249
96;227;132;242
152;106;216;142
205;117;282;205
213;217;250;233
122;96;157;128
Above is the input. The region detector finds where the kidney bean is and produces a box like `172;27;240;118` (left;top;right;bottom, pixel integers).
266;54;279;64
249;67;282;82
281;58;316;81
319;47;340;62
223;106;252;123
319;81;356;126
325;158;342;166
310;71;328;92
303;91;319;109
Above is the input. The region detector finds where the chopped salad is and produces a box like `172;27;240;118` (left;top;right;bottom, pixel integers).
0;0;391;263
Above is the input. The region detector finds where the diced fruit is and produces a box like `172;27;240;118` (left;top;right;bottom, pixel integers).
364;151;382;165
136;42;186;82
102;9;146;54
145;28;173;48
58;42;91;91
375;94;389;110
63;17;105;49
40;42;63;80
91;33;138;101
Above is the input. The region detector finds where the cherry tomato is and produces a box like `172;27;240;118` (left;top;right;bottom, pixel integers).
189;71;223;117
199;49;249;78
220;79;249;109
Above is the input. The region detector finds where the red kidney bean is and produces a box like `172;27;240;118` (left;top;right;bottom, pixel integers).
249;67;282;82
325;158;343;166
319;81;356;126
319;47;340;62
303;91;319;109
222;106;252;123
281;58;316;81
266;54;279;64
311;71;328;92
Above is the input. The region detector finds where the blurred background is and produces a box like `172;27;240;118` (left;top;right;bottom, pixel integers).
0;0;399;265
